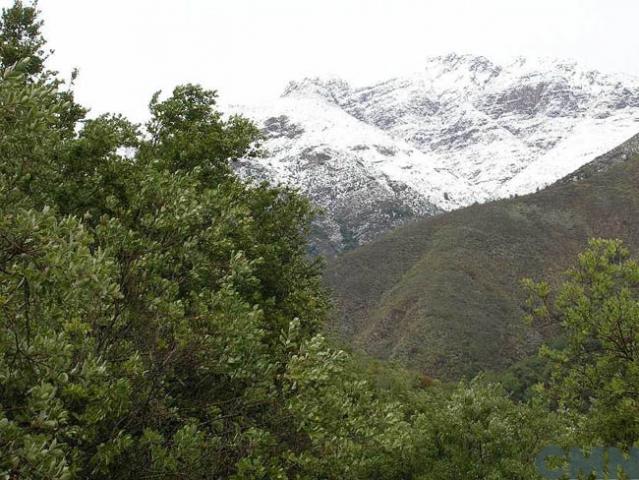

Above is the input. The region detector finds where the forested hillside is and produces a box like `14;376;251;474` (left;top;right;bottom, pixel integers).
326;133;639;379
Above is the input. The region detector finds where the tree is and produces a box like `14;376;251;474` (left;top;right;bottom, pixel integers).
525;238;639;447
0;0;49;76
0;2;413;478
410;380;557;480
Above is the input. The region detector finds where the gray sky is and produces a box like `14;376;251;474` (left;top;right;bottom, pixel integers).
7;0;638;122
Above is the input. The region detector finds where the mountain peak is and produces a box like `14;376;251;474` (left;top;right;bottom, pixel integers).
426;53;497;68
281;76;351;103
424;53;501;72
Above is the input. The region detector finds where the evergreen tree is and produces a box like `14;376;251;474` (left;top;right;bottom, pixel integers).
525;238;639;447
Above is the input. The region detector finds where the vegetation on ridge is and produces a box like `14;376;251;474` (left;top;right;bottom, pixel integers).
326;136;639;379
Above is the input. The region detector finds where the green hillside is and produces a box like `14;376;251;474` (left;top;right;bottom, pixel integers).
325;133;639;379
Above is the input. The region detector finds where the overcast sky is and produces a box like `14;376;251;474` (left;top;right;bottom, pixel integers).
5;0;638;122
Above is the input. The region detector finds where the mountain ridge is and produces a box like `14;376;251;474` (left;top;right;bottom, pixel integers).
324;132;639;379
232;54;639;254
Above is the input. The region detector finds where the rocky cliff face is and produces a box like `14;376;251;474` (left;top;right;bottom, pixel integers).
232;54;639;254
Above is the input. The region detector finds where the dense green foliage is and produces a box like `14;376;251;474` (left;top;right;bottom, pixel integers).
525;238;639;448
411;380;560;480
1;2;639;479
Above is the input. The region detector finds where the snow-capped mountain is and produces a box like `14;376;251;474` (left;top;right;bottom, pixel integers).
231;54;639;255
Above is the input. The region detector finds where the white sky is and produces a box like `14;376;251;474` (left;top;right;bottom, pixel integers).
4;0;637;123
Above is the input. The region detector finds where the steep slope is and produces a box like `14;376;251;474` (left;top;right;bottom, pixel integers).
324;134;639;380
233;55;639;254
232;96;468;255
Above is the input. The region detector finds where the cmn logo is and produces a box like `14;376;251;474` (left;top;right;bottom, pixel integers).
536;446;639;479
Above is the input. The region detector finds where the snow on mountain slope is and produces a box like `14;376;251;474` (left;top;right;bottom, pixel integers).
232;96;469;255
500;116;639;196
231;54;639;254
